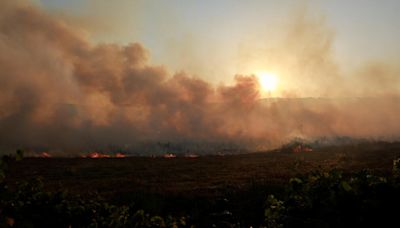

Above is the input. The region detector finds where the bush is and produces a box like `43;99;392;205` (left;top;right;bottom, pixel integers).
0;152;188;227
2;151;400;227
264;166;400;227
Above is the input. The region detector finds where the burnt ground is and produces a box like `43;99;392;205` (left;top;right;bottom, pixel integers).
5;141;400;223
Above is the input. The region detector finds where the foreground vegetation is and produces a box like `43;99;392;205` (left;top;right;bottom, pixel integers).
1;143;400;227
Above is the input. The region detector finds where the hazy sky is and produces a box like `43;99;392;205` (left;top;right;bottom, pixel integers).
33;0;400;83
1;0;400;151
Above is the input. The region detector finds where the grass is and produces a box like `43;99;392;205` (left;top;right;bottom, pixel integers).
4;141;400;226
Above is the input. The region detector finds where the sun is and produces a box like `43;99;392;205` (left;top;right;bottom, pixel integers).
257;72;279;92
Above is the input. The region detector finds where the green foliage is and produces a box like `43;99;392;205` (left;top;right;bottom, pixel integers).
0;178;193;227
15;150;23;161
0;155;12;184
393;157;400;178
1;150;400;227
264;163;400;227
264;195;285;228
0;151;193;227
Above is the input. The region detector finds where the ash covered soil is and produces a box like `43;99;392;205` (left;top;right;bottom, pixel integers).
7;141;400;201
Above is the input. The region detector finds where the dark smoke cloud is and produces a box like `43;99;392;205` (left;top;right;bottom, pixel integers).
0;1;399;154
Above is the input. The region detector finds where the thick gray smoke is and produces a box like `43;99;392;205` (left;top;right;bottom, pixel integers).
0;1;399;154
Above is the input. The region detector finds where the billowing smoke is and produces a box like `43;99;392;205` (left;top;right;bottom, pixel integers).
0;1;399;154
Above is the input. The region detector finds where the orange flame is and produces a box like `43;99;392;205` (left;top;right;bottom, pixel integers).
86;152;111;158
38;152;51;158
292;145;313;153
184;154;199;158
115;152;126;158
163;153;176;158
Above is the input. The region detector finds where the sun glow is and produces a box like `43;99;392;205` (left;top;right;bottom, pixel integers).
257;72;279;92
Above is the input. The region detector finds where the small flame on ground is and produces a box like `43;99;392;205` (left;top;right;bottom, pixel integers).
37;152;51;158
115;152;126;158
184;154;199;158
85;152;111;158
82;152;127;158
163;153;176;158
292;145;313;153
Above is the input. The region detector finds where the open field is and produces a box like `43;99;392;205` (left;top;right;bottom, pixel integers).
5;141;400;224
8;142;400;194
8;142;400;198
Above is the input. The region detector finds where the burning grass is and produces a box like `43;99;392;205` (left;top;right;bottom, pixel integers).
7;142;400;198
3;141;400;227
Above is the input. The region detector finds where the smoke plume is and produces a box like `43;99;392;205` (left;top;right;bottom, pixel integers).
0;1;399;154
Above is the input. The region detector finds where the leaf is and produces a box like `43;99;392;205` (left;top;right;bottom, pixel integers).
341;181;352;192
0;170;5;182
290;177;303;185
16;149;24;161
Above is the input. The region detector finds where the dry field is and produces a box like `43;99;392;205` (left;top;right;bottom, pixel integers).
7;141;399;199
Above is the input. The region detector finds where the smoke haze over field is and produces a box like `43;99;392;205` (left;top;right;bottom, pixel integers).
0;1;400;154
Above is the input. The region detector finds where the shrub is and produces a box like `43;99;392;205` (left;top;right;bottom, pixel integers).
264;164;400;227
